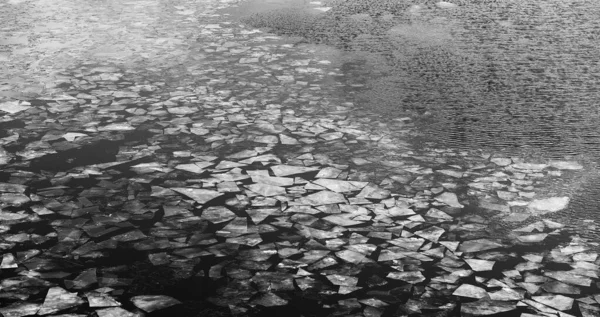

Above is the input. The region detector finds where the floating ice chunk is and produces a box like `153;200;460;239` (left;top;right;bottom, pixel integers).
549;161;583;170
532;295;573;311
528;197;569;214
461;299;516;315
452;284;487;299
131;295;181;312
434;192;463;208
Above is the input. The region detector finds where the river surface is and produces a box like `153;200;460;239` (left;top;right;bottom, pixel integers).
233;0;600;162
228;0;600;240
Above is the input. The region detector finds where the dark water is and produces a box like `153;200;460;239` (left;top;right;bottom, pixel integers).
238;0;600;161
383;0;600;160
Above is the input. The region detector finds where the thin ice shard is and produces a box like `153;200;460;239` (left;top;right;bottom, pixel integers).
386;271;426;284
0;302;41;317
452;284;487;299
461;299;516;315
532;295;574;311
459;239;503;253
299;191;347;206
171;188;223;204
270;165;318;176
414;226;445;243
434;192;463;208
528;197;570;213
313;179;366;193
246;183;286;197
37;287;85;315
130;295;181;312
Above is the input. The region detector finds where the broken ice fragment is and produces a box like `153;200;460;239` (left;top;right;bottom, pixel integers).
326;274;358;286
171;188;223;204
1;253;18;269
517;282;541;295
131;295;181;312
549;161;583;170
66;268;97;290
425;208;453;221
190;127;209;135
517;233;548;243
0;302;40;317
386;271;426;284
251;292;288;307
356;183;390;199
513;221;545;233
491;158;512;166
167;106;197;115
323;214;363;226
0;100;30;114
201;206;236;224
112;91;139;98
439;241;459;252
217;181;240;193
37;287;85;315
358;298;389;308
459;239;503;253
528;197;570;214
560;245;587;255
542;280;581;295
299;190;347;206
339;285;362;295
336;250;372;263
251;175;294;187
0;193;30;206
97;123;135;131
573;252;597;262
252;135;279;144
543;219;565;229
87;292;121;307
461;299;516;315
246;208;280;224
488;288;524;301
316;167;342;178
434;192;463;208
246;183;286;197
414;226;445;243
313;179;366;193
512;162;547;170
544;271;592;286
389;237;425;251
532;295;573;311
437;169;464;178
452;284;487;299
0;147;11;165
465;259;495;271
521;299;561;315
215;161;246;169
62;133;88;142
279;133;299;144
174;162;213;174
270;165;318;176
95;307;136;317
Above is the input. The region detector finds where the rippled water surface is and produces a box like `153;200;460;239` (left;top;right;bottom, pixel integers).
236;0;600;161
